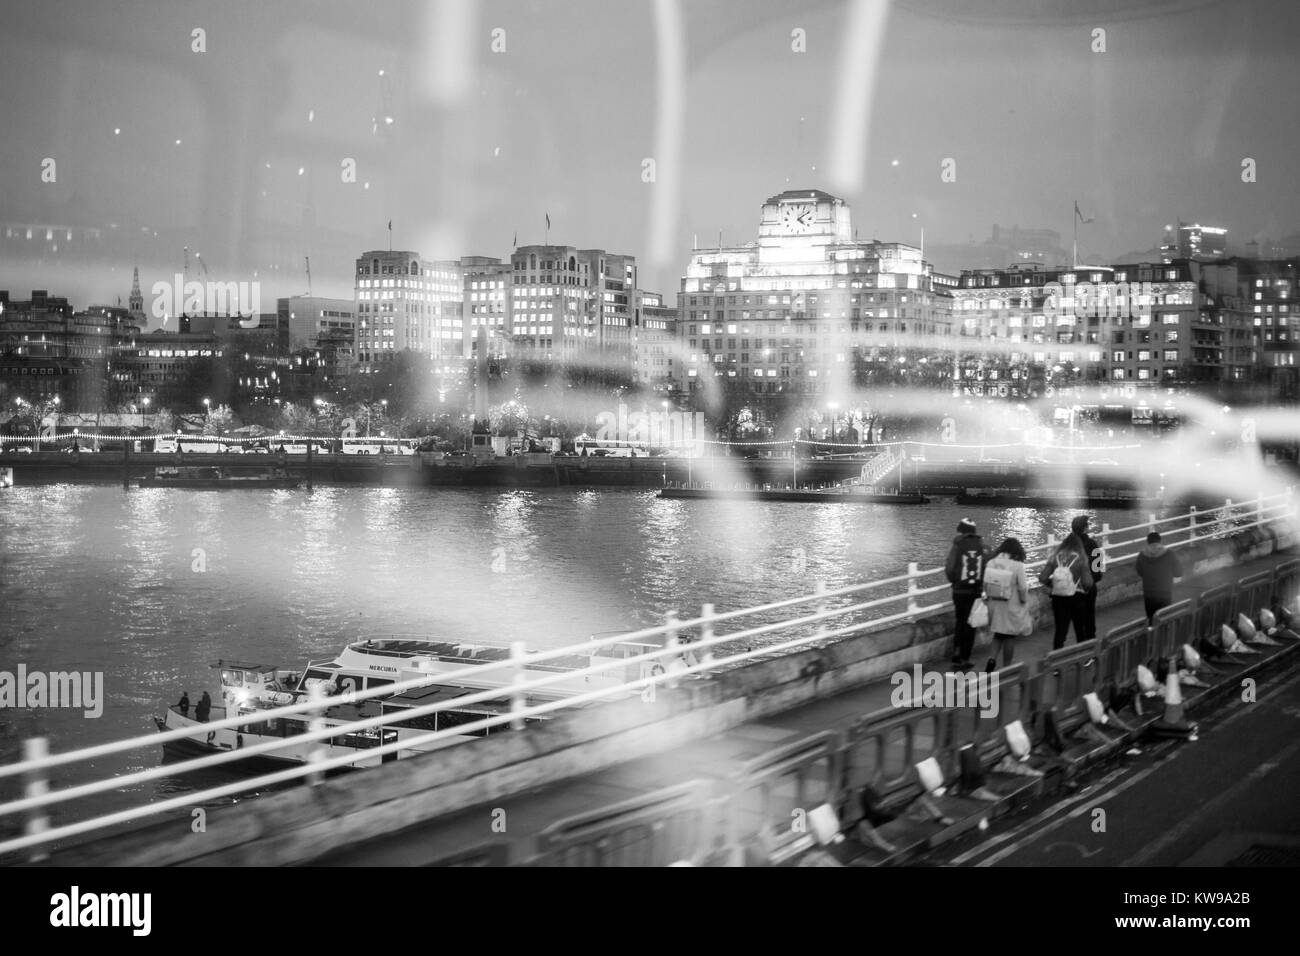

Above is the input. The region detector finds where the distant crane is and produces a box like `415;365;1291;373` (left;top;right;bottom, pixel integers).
305;256;313;297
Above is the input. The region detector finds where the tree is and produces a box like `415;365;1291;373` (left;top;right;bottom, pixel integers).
489;394;532;437
202;403;236;435
277;402;314;436
151;407;176;435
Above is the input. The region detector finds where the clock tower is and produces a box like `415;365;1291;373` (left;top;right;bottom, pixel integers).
756;189;853;265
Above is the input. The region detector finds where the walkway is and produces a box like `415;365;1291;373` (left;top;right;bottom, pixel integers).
315;545;1300;866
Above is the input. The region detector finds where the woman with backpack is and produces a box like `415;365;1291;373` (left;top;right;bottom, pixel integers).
1040;531;1095;649
982;538;1032;671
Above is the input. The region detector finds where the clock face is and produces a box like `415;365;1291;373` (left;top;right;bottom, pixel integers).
780;203;815;234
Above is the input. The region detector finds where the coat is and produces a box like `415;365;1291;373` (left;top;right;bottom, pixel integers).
944;533;988;595
983;554;1031;637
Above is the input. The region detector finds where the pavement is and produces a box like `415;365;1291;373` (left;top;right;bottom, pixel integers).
314;546;1300;867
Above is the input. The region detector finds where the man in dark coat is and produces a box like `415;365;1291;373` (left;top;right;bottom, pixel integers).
195;691;212;723
943;518;987;668
1134;531;1182;622
177;691;190;718
1072;515;1105;642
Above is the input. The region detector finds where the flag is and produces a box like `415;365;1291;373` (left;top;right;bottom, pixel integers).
388;220;392;230
1075;202;1094;224
545;213;551;231
513;231;517;248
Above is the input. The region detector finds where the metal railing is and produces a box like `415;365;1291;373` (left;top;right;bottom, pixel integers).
0;487;1294;860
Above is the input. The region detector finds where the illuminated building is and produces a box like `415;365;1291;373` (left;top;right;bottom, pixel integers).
634;291;677;389
353;250;463;373
675;189;953;416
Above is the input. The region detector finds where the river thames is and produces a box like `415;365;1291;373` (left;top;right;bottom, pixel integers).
0;483;1136;823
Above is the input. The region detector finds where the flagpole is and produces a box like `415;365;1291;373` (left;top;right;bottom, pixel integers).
1073;202;1078;269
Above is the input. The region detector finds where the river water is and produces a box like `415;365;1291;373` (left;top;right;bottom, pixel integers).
0;483;1137;833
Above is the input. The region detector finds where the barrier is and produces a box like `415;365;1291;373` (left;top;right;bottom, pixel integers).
1193;585;1234;643
725;732;837;863
1275;558;1300;605
974;662;1033;766
1151;600;1195;661
1100;618;1150;694
535;779;715;867
1234;571;1275;623
1038;641;1103;737
841;706;946;811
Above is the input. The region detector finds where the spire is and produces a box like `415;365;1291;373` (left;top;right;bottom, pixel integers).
129;265;145;322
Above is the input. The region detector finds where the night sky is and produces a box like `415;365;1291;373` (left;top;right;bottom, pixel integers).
2;0;1297;315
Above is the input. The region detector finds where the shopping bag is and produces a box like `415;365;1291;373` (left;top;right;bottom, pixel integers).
968;597;990;629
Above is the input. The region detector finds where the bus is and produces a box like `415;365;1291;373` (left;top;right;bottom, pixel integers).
573;435;649;458
153;435;241;454
271;438;333;455
340;437;416;456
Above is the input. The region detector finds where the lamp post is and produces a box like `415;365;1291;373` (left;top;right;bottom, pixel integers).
827;401;839;444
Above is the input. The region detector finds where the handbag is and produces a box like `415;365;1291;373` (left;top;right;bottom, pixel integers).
968;597;990;629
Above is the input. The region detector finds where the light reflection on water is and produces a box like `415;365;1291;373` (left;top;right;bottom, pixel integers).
0;484;1138;822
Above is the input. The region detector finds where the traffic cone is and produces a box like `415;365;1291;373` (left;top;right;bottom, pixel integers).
1241;612;1281;646
1150;664;1198;741
1220;623;1259;656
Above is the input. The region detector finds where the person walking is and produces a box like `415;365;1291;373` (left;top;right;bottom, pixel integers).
1134;531;1182;623
1039;530;1094;649
1071;515;1104;643
944;518;988;669
195;691;212;723
982;538;1032;671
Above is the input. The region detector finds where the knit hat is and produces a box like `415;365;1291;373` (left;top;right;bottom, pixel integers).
957;518;977;534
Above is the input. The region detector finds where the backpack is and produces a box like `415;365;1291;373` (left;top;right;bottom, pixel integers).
983;563;1014;601
958;548;983;587
1049;553;1078;597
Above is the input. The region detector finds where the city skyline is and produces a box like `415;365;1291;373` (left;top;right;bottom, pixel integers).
3;0;1299;308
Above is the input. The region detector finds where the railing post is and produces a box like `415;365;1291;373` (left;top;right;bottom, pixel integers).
690;604;711;668
1188;505;1198;543
504;640;528;730
814;580;829;638
22;737;50;863
1224;498;1233;536
307;683;326;786
1099;522;1111;576
906;562;920;615
1148;513;1157;534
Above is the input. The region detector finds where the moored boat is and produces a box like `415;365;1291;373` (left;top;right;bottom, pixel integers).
156;636;664;771
138;465;301;489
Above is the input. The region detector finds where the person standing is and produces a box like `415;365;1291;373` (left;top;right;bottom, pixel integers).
1071;515;1104;643
982;538;1031;671
1134;531;1182;623
1039;531;1094;649
177;691;190;718
195;691;212;723
944;518;987;669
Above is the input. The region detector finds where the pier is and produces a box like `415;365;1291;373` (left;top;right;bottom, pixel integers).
1;489;1296;867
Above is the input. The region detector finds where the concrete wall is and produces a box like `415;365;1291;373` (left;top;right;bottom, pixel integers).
46;519;1297;867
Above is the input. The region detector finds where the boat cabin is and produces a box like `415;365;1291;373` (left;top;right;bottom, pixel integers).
214;659;294;712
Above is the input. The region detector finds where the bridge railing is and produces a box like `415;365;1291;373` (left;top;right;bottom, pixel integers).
0;488;1294;860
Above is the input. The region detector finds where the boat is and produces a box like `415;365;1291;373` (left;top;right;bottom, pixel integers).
137;465;301;489
658;486;929;504
954;487;1160;509
155;636;665;771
